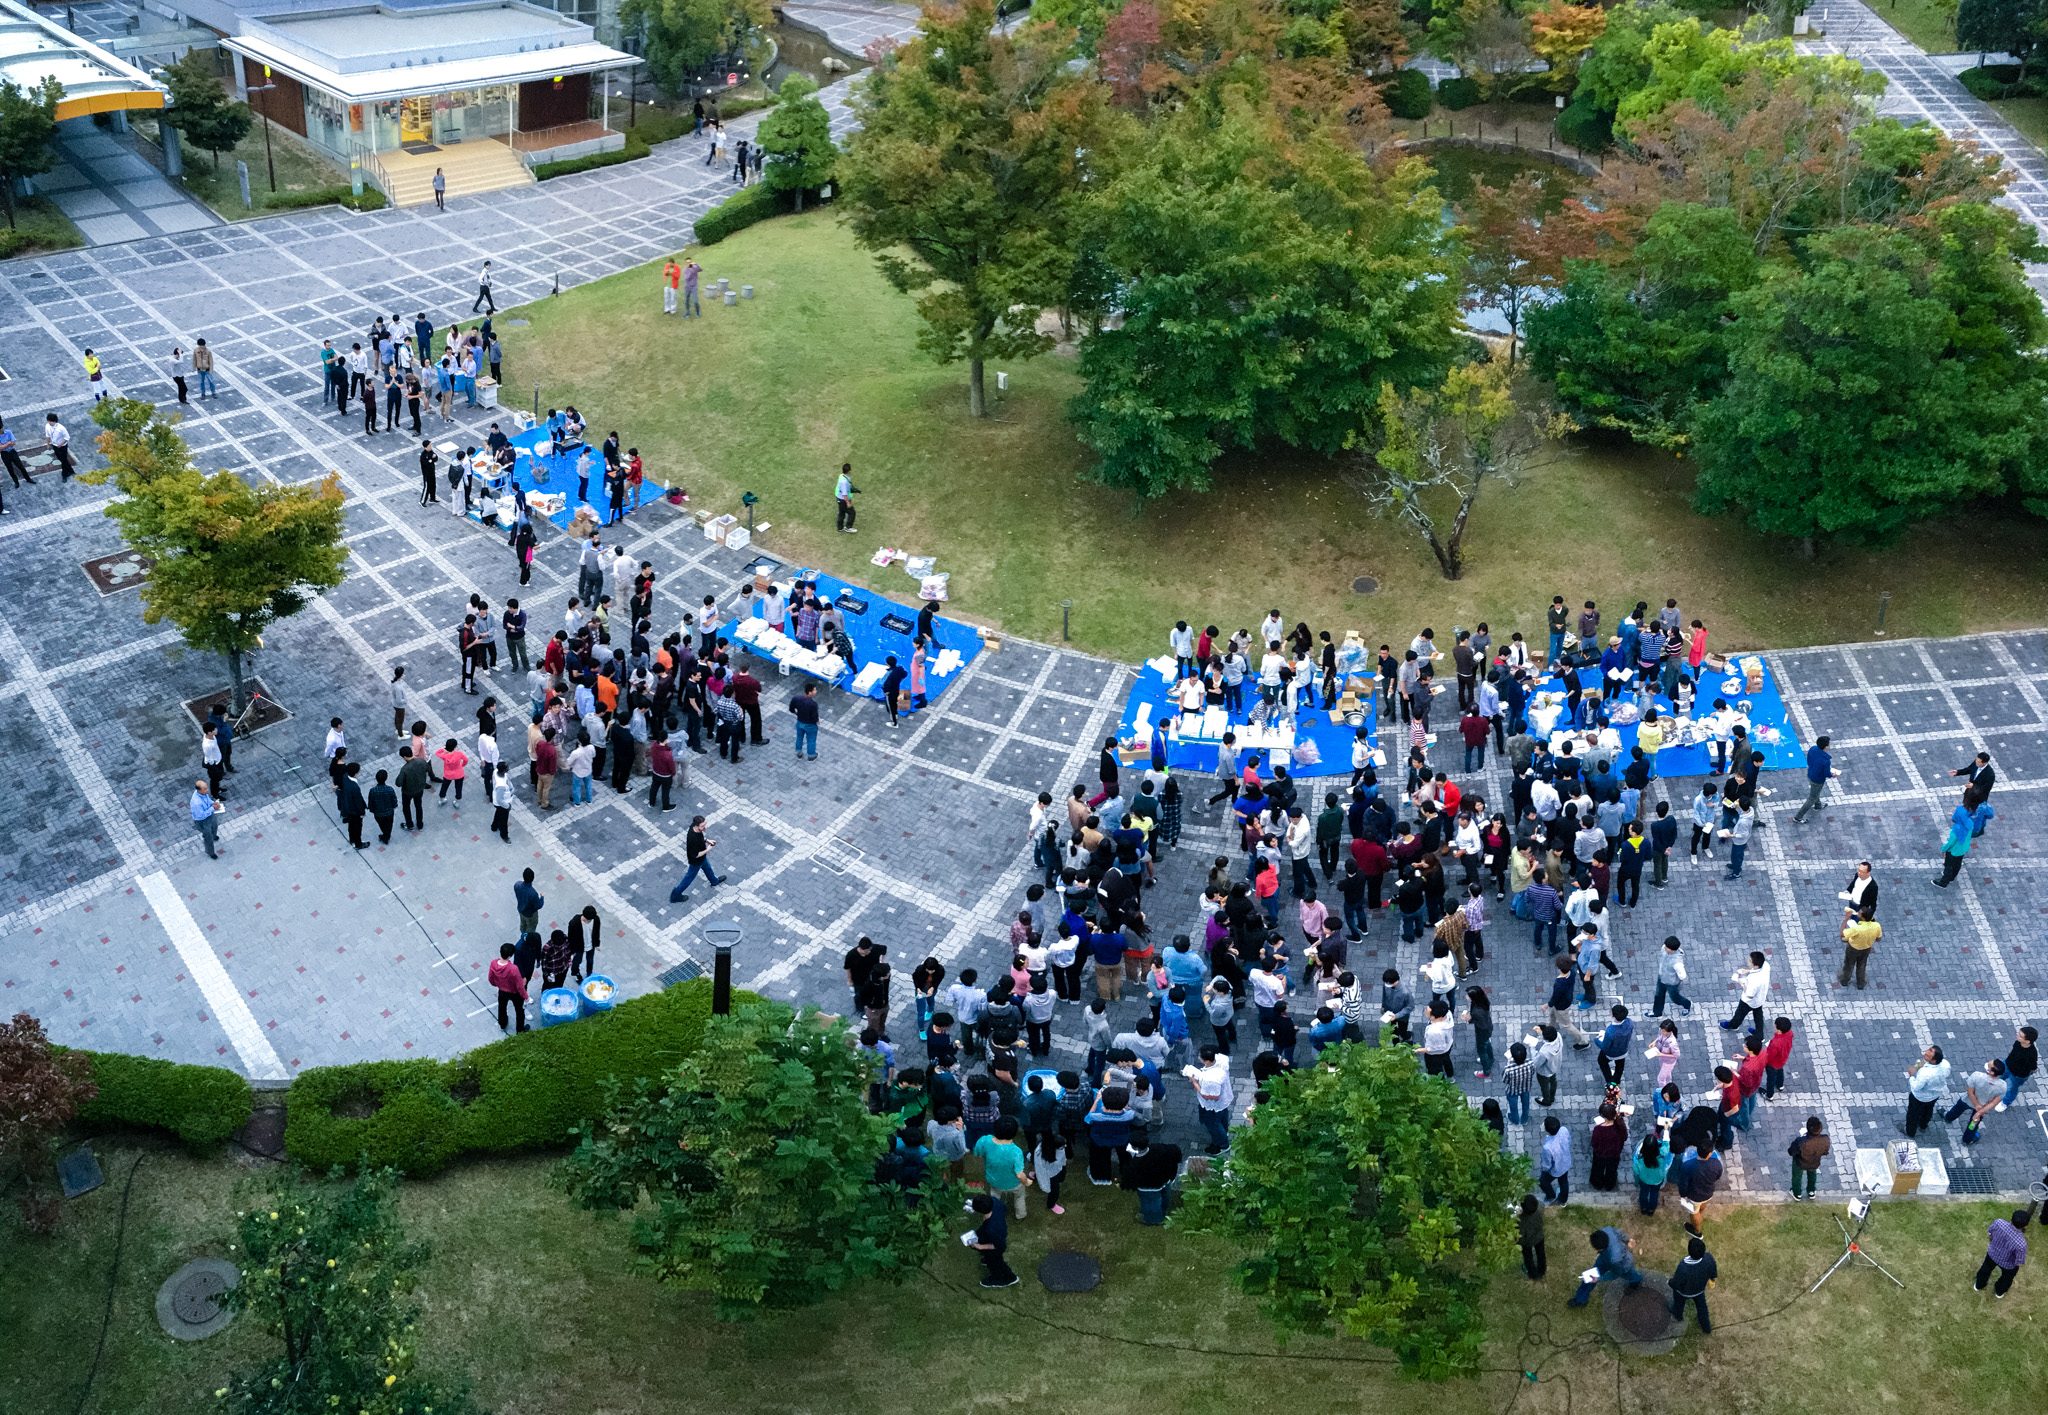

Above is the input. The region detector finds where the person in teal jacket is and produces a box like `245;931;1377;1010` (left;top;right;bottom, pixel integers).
1632;1130;1672;1215
1933;791;1981;888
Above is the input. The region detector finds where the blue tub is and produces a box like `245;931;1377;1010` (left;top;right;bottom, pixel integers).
538;988;580;1028
579;974;617;1017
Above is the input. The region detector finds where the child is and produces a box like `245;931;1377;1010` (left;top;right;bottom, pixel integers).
1518;1194;1546;1279
1464;986;1495;1078
1653;1081;1684;1128
1650;1018;1681;1090
1034;1130;1069;1215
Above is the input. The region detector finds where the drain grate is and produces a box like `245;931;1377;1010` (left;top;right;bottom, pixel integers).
1950;1167;1999;1194
1352;576;1379;595
656;960;704;987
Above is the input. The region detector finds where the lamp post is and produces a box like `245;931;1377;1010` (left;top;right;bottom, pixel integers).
247;67;278;193
703;919;742;1015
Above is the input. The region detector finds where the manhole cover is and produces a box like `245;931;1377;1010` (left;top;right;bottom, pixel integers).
1037;1249;1101;1292
156;1257;239;1341
505;318;531;326
234;1107;286;1158
80;551;154;595
1616;1284;1672;1340
1352;576;1379;595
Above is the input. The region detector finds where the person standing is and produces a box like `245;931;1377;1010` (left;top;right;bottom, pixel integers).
683;258;701;317
1941;1058;2004;1144
789;682;820;760
418;439;439;506
973;1117;1029;1220
190;779;221;859
192;338;216;398
662;257;681;314
1667;1236;1717;1333
488;942;529;1032
46;414;74;480
201;721;227;803
1952;751;1995;798
513;866;544;938
168;345;189;403
1184;1044;1234;1154
1518;1195;1546;1279
1539;1115;1571;1206
1678;1136;1722;1236
1789;735;1835;824
1595;1005;1633;1087
489;768;514;843
669;815;723;901
338;763;368;849
1837;903;1878;990
0;416;31;487
1903;1044;1949;1138
834;462;859;532
432;166;446;210
1975;1211;2030;1298
1788;1116;1829;1200
473;260;496;314
397;747;429;832
1760;1016;1795;1098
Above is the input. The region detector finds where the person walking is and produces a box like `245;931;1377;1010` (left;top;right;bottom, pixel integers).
834;462;859;532
669;815;724;901
488;942;529;1032
1999;1026;2038;1112
1678;1136;1722;1236
1651;935;1692;1017
1788;1116;1829;1200
1975;1211;2030;1298
1667;1236;1717;1333
0;416;31;487
1719;951;1770;1035
1789;735;1835;823
1902;1044;1949;1138
1933;796;1977;887
967;1193;1018;1288
473;260;496;314
192;338;216;398
190;779;221;859
1942;1058;2005;1145
1838;903;1878;989
789;682;820;760
1567;1225;1641;1307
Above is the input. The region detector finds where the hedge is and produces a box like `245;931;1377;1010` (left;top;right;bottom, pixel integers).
259;185;386;212
694;182;791;244
285;978;740;1174
73;1052;255;1153
1436;76;1482;110
1958;65;2023;101
1381;67;1433;121
535;110;696;180
1554;92;1613;153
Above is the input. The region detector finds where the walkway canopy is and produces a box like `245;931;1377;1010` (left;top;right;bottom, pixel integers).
0;0;168;117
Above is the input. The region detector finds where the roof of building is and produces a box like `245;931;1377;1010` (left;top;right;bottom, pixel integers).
0;0;168;115
224;1;632;100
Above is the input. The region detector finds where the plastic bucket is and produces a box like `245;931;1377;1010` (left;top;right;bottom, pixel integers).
538;988;580;1028
579;974;617;1016
1024;1068;1063;1096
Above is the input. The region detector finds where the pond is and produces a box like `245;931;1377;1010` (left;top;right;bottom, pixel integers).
766;21;866;91
1419;144;1582;213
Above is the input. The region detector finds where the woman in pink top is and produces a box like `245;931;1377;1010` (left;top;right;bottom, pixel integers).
910;638;928;709
436;737;469;803
1687;619;1708;685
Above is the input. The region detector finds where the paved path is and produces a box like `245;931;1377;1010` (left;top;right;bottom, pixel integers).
40;117;221;246
2;0;2045;1198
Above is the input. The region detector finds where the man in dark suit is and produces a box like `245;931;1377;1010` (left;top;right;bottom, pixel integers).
338;763;368;849
1952;752;1995;798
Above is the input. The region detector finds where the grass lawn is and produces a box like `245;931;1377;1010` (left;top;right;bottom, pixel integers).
5;1140;2046;1415
1858;0;1958;51
500;212;2048;665
135;117;352;221
1986;93;2048;152
0;195;84;258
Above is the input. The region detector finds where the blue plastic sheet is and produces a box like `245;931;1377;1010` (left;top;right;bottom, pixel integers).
735;568;983;705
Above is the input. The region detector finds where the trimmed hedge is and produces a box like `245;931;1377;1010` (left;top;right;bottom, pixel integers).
695;182;791;244
1555;92;1613;153
1958;65;2023;100
1437;76;1482;110
259;184;386;212
1381;67;1433;121
286;978;740;1174
535;110;696;180
73;1052;255;1153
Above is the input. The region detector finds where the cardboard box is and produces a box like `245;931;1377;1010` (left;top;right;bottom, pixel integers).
706;513;739;542
1882;1139;1922;1195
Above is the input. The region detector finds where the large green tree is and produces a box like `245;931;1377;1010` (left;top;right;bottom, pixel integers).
1068;95;1461;496
0;75;62;230
222;1166;477;1415
1176;1035;1527;1379
755;74;834;211
560;1000;956;1318
1955;0;2048;77
158;50;251;170
623;0;771;99
1692;205;2048;548
837;0;1109;415
81;400;348;713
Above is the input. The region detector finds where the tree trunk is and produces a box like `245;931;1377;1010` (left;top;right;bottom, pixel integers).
1798;535;1816;560
969;358;986;417
1440;485;1481;580
793;186;804;213
2;178;14;230
225;647;249;716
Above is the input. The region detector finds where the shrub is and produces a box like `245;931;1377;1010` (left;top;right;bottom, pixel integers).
1555;92;1613;152
1437;75;1483;110
286;978;734;1174
694;182;789;244
534;111;697;179
73;1052;254;1152
255;184;386;212
1957;65;2020;100
1381;67;1433;120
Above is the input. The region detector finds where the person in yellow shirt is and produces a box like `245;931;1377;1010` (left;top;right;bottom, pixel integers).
1637;709;1665;780
84;348;107;401
1838;903;1880;990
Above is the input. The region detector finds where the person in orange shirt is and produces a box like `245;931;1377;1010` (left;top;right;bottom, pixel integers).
595;673;619;714
662;258;682;315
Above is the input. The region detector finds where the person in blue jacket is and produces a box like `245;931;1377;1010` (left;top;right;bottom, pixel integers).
1596;1004;1635;1086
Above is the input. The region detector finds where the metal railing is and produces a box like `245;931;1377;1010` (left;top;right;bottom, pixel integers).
350;144;393;201
1371;114;1604;174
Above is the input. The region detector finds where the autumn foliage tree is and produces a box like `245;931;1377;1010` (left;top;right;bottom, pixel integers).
1527;0;1606;90
1455;173;1602;364
0;1013;96;1233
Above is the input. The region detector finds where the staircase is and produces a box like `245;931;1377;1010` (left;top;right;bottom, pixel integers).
375;140;534;208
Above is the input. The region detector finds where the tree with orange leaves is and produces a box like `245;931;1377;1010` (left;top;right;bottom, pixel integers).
1456;173;1600;366
1527;0;1606;91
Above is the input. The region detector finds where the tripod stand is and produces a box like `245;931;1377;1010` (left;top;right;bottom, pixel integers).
1811;1199;1905;1293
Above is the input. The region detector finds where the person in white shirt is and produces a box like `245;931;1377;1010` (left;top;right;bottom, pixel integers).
1169;621;1195;674
759;583;789;631
1415;1000;1456;1075
1248;966;1285;1040
1421;945;1458;1004
476;730;500;793
698;595;722;651
323;718;347;762
1565;882;1599;933
566;738;597;803
1260;612;1285;651
1721;950;1771;1034
1184;1044;1235;1153
489;768;514;842
1178;673;1206;717
1531;777;1561;822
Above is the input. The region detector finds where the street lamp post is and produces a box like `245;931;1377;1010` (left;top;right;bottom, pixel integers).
248;67;278;193
703;919;742;1015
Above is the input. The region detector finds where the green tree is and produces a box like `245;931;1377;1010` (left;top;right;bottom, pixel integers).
1571;0;1688;115
1613;20;1878;131
0;1012;96;1233
1523;201;1759;446
158;49;251;170
1069;98;1462;496
755;74;834;211
80;399;348;714
1356;360;1573;579
0;76;61;231
838;0;1108;416
1956;0;2048;77
1692;206;2048;549
623;0;771;99
222;1166;477;1415
560;1000;957;1318
1176;1034;1528;1378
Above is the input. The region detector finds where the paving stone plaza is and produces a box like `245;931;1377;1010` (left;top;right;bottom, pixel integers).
1;0;2045;1210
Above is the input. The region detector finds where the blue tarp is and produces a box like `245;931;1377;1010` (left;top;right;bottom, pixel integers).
1524;660;1805;774
458;424;667;530
735;567;984;706
1117;660;1380;779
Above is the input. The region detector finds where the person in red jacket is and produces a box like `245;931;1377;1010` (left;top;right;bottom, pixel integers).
647;732;677;811
1761;1016;1796;1099
1732;1034;1768;1133
729;666;764;745
488;942;529;1032
1349;834;1390;910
